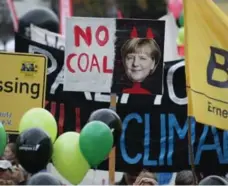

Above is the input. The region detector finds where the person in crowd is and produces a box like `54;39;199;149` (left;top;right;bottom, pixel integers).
116;169;157;185
26;172;62;185
0;159;25;185
201;171;227;178
133;169;158;185
115;171;140;185
0;160;13;180
0;179;15;185
0;159;26;184
3;143;17;165
3;143;28;184
199;175;228;185
195;172;204;183
11;166;27;185
116;38;161;94
175;170;194;185
17;169;30;185
6;133;9;144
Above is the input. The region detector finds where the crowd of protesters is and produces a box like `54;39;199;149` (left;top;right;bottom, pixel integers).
0;141;227;185
0;0;227;185
0;136;227;185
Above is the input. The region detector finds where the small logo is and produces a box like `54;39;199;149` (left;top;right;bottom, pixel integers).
20;62;38;76
19;144;40;151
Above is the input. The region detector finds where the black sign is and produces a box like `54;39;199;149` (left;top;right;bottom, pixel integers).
15;33;228;173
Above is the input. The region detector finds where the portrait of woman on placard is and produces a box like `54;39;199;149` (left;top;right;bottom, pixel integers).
113;37;162;95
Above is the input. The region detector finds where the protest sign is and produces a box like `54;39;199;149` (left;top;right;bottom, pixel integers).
111;19;165;95
30;24;65;50
15;33;228;173
64;17;116;93
159;13;180;62
0;51;47;133
63;17;165;95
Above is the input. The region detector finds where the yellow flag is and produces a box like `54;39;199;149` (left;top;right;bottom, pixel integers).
184;0;228;130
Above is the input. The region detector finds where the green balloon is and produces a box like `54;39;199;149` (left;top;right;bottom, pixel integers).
52;132;90;185
178;27;185;44
79;121;114;167
179;12;184;27
0;123;7;156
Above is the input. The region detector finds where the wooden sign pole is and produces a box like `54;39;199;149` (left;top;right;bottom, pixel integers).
109;93;117;185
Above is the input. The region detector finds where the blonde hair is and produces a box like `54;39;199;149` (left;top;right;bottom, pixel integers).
121;38;161;69
133;169;158;185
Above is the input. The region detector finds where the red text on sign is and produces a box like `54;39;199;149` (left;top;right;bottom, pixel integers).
66;53;112;74
74;25;109;47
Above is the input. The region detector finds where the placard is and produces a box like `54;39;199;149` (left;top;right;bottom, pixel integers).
0;52;47;133
30;24;65;50
111;19;165;95
63;17;165;95
15;33;228;173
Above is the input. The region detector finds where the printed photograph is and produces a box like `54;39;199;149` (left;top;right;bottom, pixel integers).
111;19;165;95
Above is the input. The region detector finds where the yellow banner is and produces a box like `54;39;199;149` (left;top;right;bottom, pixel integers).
0;52;47;134
184;0;228;130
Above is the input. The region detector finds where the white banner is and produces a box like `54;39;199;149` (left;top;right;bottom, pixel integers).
63;17;116;93
30;24;65;50
159;13;181;62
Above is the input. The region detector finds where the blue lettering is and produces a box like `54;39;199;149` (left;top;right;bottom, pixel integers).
143;114;157;166
167;115;196;165
120;113;142;164
159;114;166;166
188;117;196;165
223;131;228;160
195;126;224;164
120;113;226;168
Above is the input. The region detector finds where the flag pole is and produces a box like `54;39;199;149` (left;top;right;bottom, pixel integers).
187;117;197;184
183;0;197;184
108;12;124;184
6;0;18;32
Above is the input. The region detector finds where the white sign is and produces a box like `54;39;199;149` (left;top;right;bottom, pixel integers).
63;17;116;93
159;13;181;61
30;24;65;50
